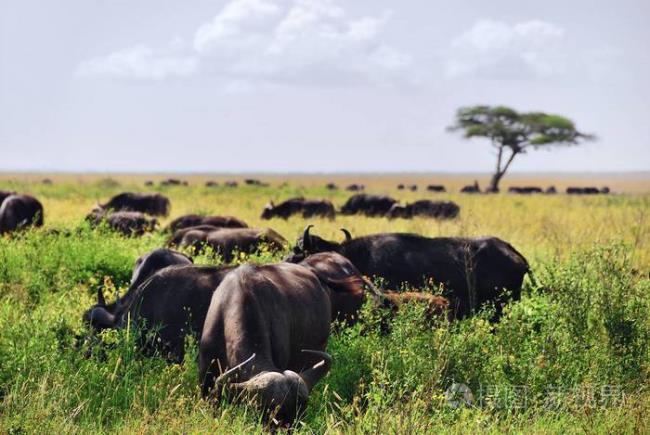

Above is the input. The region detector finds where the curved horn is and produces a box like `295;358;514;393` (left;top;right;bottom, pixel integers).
299;350;332;392
215;353;256;386
97;285;106;306
302;224;314;251
340;228;352;242
361;275;384;304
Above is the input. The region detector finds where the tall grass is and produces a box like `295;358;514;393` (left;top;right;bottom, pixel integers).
0;178;648;433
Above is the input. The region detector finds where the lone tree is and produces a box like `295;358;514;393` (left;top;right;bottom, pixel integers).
448;105;594;192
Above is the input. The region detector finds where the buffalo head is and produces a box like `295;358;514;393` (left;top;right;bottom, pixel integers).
260;201;275;220
215;350;331;426
82;285;120;330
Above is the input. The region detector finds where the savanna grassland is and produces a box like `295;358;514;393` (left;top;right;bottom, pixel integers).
1;173;649;434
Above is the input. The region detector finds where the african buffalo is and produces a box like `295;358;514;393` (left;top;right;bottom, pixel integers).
386;200;460;220
397;184;405;190
325;183;338;190
408;184;417;191
508;186;543;194
168;227;287;262
460;180;481;193
340;193;397;217
225;181;238;187
205;181;219;187
84;261;234;363
427;184;446;192
545;186;557;194
566;186;603;195
345;184;365;192
87;209;157;236
261;197;335;220
199;262;332;425
0;191;16;205
99;192;170;216
129;248;193;290
290;226;531;319
0;194;44;234
245;178;269;187
161;178;188;186
167;214;248;232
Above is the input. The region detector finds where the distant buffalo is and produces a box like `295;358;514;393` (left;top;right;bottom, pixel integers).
167;214;248;232
87;209;157;236
83;259;233;363
508;186;543;194
261;197;335;220
397;184;405;190
545;186;557;194
0;194;44;234
42;178;53;185
289;226;531;319
161;178;188;186
205;181;219;187
144;180;154;186
566;186;608;195
225;181;238;188
325;183;338;190
345;183;365;192
427;184;446;192
245;178;269;187
408;184;417;191
340;193;397;217
386;200;460;220
460;180;481;194
98;192;170;216
168;227;287;261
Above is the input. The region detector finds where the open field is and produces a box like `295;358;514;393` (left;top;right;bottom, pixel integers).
1;173;649;433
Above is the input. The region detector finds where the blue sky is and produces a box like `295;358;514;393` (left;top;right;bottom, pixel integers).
1;0;649;172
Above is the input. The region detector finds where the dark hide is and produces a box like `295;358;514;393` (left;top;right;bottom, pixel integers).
86;209;157;236
0;194;44;234
99;192;170;216
340;194;397;217
261;197;335;220
386;200;460;220
199;263;332;425
167;214;248;232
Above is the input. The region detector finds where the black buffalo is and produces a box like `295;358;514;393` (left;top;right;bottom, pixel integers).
0;194;44;234
460;180;481;193
84;259;234;363
340;194;397;217
0;191;16;205
261;197;335;220
199;262;332;425
161;178;188;186
345;184;365;192
129;248;193;290
545;186;557;194
427;184;446;192
566;186;606;195
98;192;170;216
325;183;338;190
167;214;248;232
168;227;287;262
87;209;157;236
386;200;460;220
205;181;219;187
289;226;531;319
508;186;544;194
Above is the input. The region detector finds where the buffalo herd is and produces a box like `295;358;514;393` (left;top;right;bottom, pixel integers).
0;181;614;425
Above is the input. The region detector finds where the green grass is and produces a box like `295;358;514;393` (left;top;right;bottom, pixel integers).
0;177;649;433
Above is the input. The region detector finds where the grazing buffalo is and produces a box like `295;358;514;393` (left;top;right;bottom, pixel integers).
199;263;332;425
325;183;338;190
340;194;397;217
289;226;531;319
169;227;287;262
144;180;154;186
87;209;157;236
508;186;543;194
408;184;418;192
129;248;193;290
427;184;446;192
167;214;248;232
225;181;238;188
460;180;481;193
397;184;405;190
245;178;269;187
205;181;219;187
161;178;188;186
261;197;335;220
566;186;604;195
42;178;53;185
345;184;365;192
84;262;234;362
99;192;170;216
386;200;460;220
545;186;557;194
0;194;44;234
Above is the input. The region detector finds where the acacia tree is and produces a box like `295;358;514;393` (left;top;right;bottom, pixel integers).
448;105;594;192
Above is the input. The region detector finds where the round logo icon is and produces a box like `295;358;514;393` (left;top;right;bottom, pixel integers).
445;383;474;408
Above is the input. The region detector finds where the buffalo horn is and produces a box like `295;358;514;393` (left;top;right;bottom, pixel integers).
97;285;106;306
340;228;352;242
215;353;256;386
302;224;314;251
298;350;332;392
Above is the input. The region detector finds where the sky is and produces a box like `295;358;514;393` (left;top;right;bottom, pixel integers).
1;0;649;173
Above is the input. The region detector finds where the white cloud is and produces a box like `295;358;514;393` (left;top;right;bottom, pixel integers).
76;43;199;81
444;19;566;79
77;0;410;88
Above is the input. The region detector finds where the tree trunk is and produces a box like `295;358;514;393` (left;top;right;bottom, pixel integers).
488;171;504;193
